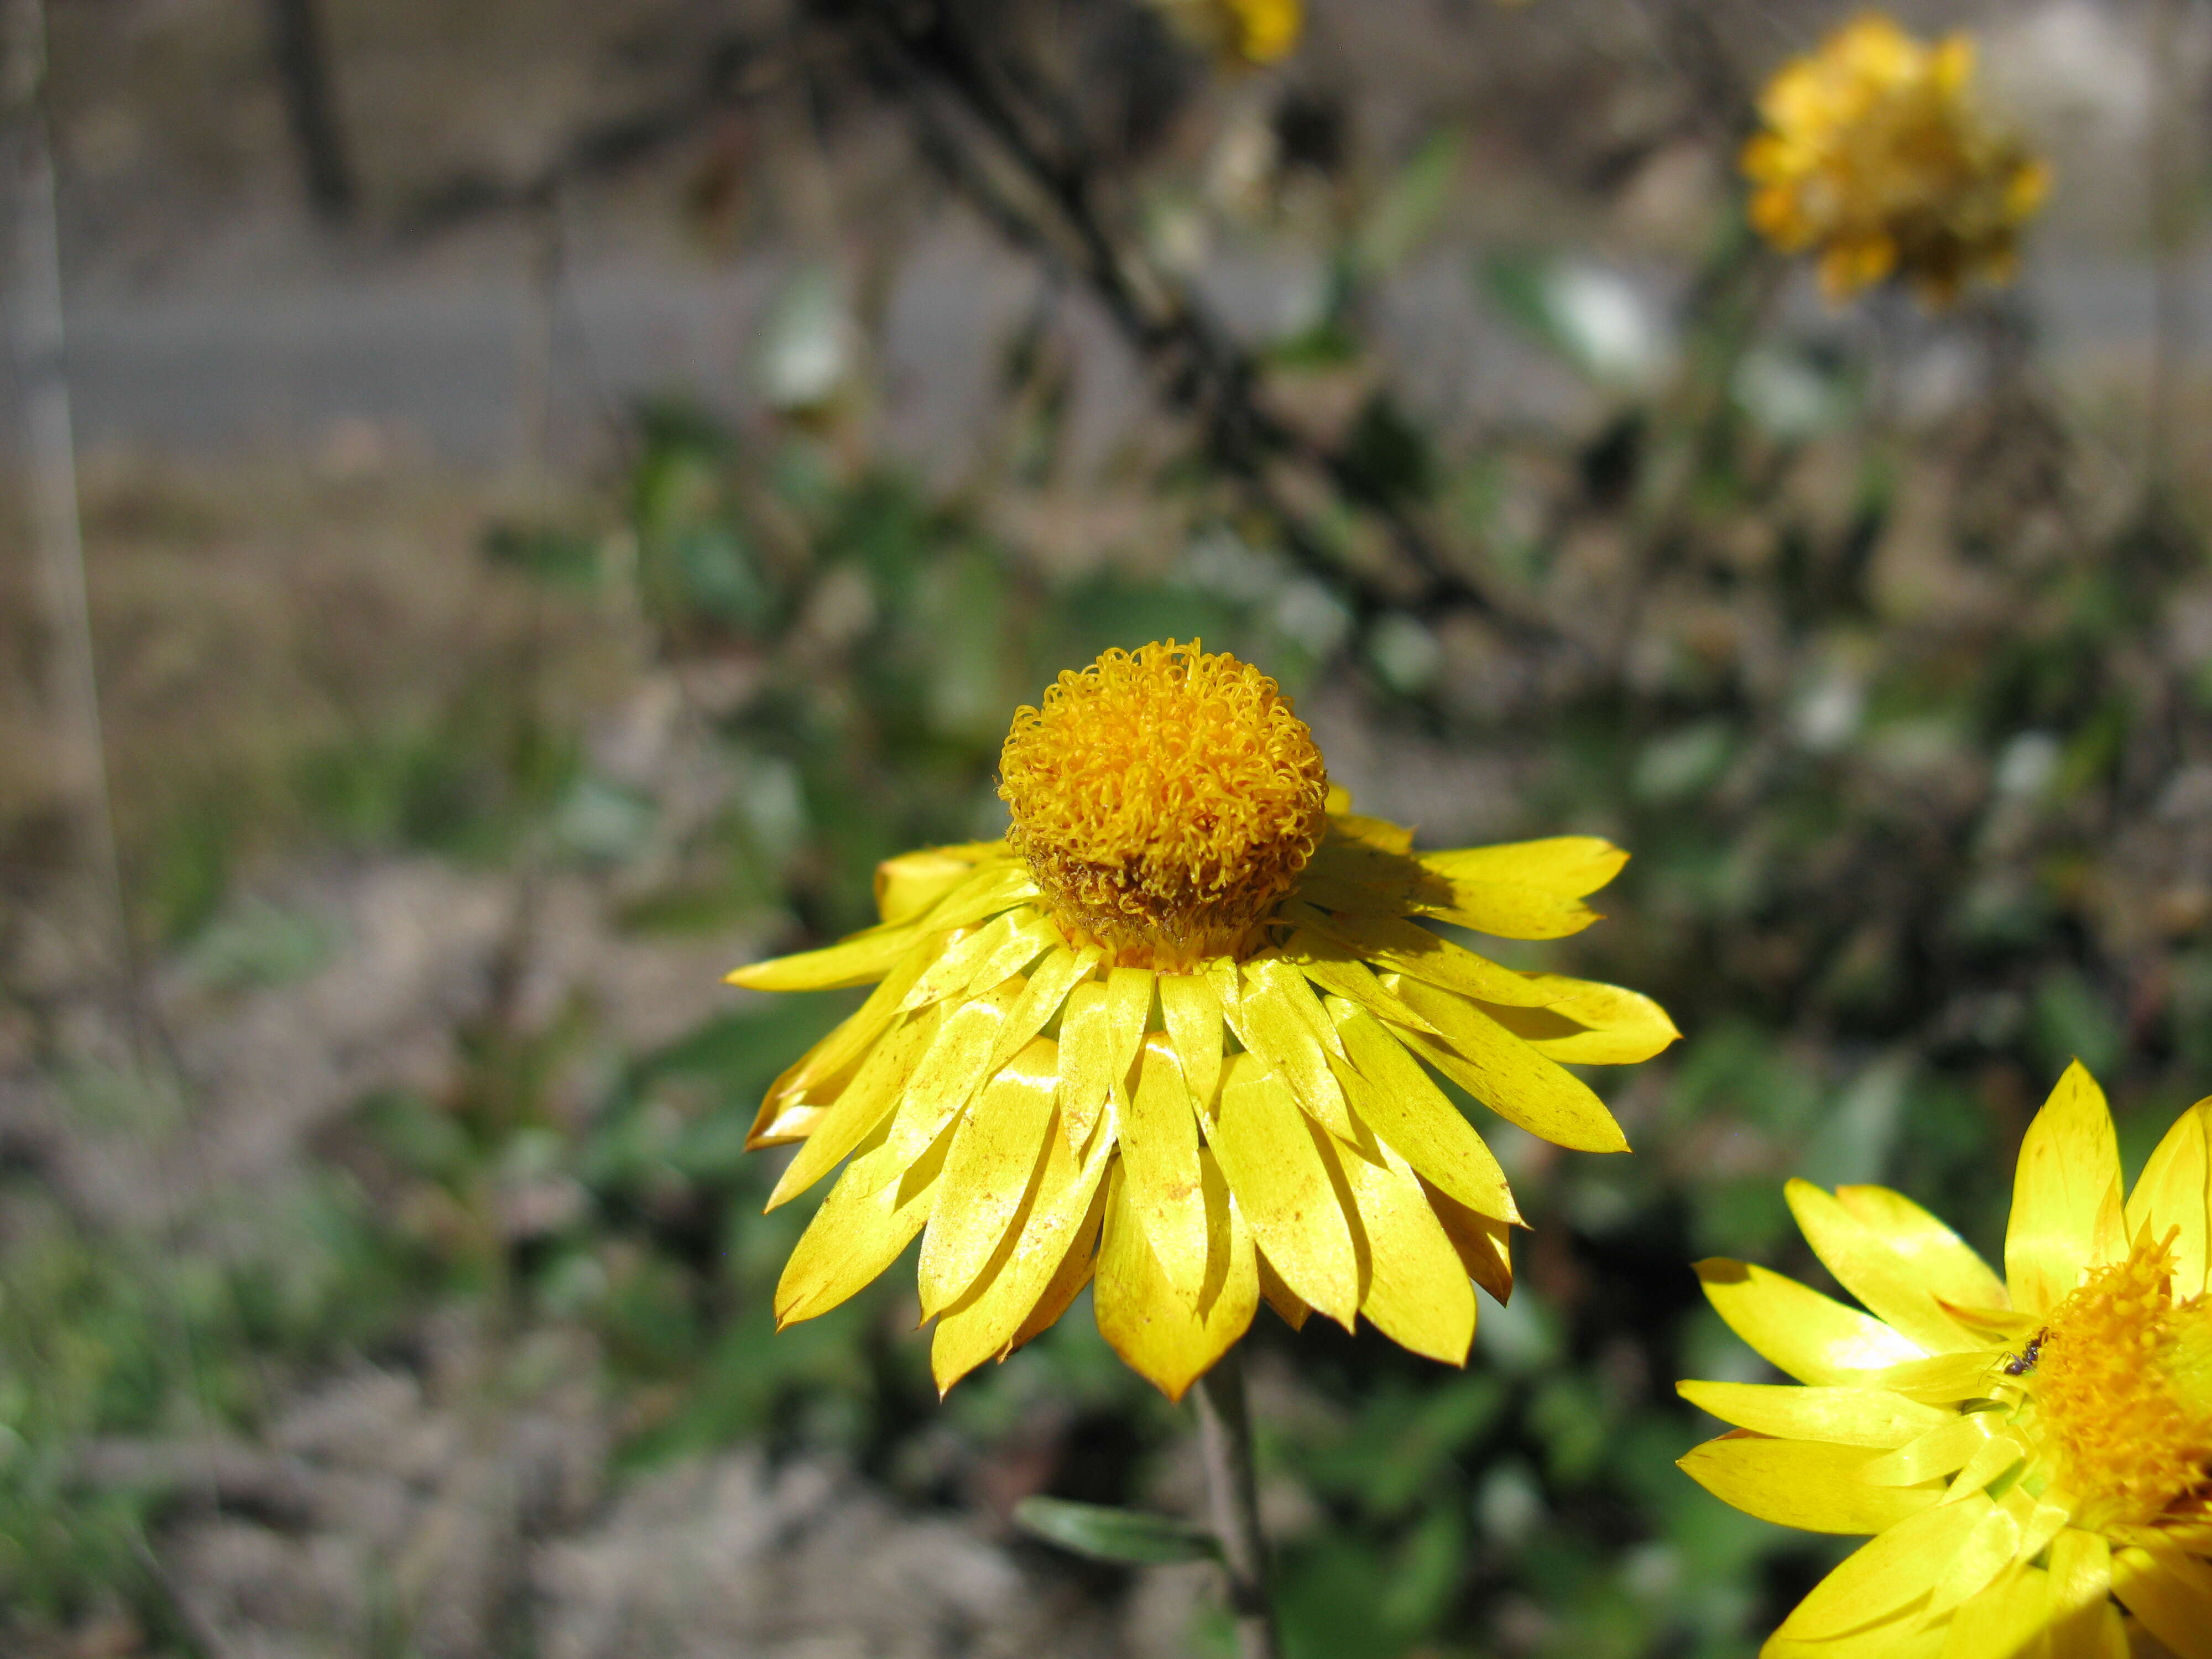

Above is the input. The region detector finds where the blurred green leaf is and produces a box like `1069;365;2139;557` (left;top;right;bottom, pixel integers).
1355;127;1461;278
481;520;602;590
1013;1496;1222;1565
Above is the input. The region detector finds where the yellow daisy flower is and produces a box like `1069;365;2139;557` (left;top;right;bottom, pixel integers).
729;641;1677;1399
1743;13;2050;306
1678;1063;2212;1658
1149;0;1302;67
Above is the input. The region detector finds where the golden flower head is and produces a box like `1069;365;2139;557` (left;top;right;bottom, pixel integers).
1149;0;1302;67
729;641;1677;1399
1743;13;2050;307
999;643;1329;968
1677;1062;2212;1657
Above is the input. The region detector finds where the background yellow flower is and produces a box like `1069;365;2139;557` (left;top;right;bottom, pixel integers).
1678;1063;2212;1657
1148;0;1302;67
733;643;1676;1397
1743;13;2049;305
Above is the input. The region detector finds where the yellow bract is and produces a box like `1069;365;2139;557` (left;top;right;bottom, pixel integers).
730;643;1678;1399
1678;1063;2212;1658
1743;13;2049;306
1149;0;1303;67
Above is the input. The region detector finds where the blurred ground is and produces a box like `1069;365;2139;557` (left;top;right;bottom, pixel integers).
9;1;2212;1657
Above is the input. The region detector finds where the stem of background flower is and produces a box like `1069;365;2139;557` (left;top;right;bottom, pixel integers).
1192;1348;1280;1659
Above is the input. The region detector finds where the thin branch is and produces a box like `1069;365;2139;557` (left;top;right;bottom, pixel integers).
1192;1350;1278;1659
829;0;1553;641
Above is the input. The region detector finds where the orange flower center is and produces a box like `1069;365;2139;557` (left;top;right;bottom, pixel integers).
2021;1234;2212;1532
997;641;1328;971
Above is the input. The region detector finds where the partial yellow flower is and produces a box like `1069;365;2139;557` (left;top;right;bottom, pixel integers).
1743;14;2050;306
1677;1062;2212;1658
1150;0;1302;67
730;642;1676;1399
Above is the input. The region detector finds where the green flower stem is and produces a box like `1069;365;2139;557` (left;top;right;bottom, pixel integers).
1192;1347;1279;1659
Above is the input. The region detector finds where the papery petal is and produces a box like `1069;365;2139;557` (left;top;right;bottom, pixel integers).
2124;1098;2211;1298
1121;1034;1210;1306
1317;1130;1475;1365
1676;1380;1953;1448
1678;1432;1943;1534
2111;1544;2212;1659
1788;1180;1986;1353
1772;1495;1989;1639
1696;1259;1927;1384
1209;1052;1360;1328
931;1099;1114;1392
1832;1185;2008;1313
2005;1061;2126;1316
916;1037;1059;1318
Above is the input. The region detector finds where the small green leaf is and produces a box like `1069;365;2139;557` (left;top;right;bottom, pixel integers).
1013;1497;1222;1566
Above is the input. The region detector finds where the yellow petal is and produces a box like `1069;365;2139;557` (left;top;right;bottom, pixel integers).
1389;977;1629;1154
1941;1431;2028;1506
1159;971;1225;1126
1418;837;1629;900
1832;1185;2010;1314
1328;811;1412;853
1284;901;1557;1008
1209;1052;1360;1328
2112;1544;2212;1659
912;859;1042;932
1409;880;1604;941
1317;1130;1475;1365
1122;1034;1210;1306
768;1004;947;1209
1938;1563;2048;1659
1695;1259;1926;1384
2045;1529;2113;1659
959;907;1061;997
875;843;998;925
1280;929;1439;1035
1772;1495;1990;1639
747;943;935;1144
1676;1381;1953;1448
2125;1098;2210;1298
729;920;927;992
901;910;1027;1010
1224;963;1354;1139
930;1099;1117;1392
987;945;1102;1076
774;1120;953;1325
1094;1156;1258;1401
1326;998;1517;1221
1009;1175;1108;1353
1058;971;1149;1155
1256;1250;1311;1330
916;1037;1060;1318
1871;1351;2013;1405
1244;957;1348;1057
1858;1413;1994;1485
1921;1501;2021;1620
1764;1621;1947;1659
883;978;1026;1164
1420;1177;1514;1304
1677;1432;1943;1534
2006;1061;2127;1315
1481;975;1681;1066
1787;1181;1984;1354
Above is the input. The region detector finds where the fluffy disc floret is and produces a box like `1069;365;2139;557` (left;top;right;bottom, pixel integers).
998;641;1329;968
2025;1236;2212;1533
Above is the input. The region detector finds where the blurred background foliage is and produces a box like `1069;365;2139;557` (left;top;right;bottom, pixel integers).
6;1;2212;1656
